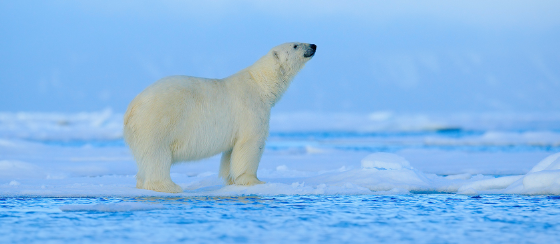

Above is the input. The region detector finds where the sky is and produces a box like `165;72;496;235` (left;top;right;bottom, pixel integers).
1;1;559;113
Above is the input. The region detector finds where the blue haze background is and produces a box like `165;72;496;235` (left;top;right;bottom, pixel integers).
1;1;559;113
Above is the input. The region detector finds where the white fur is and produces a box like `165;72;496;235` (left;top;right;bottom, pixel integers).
123;42;315;193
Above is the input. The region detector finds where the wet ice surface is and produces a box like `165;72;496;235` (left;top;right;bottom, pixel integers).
2;195;560;244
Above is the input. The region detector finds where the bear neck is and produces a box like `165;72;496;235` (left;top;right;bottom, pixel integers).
245;55;296;107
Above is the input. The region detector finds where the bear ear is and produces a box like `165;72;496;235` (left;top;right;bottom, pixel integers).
273;51;279;60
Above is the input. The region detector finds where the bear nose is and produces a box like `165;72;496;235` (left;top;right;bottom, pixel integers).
304;44;317;58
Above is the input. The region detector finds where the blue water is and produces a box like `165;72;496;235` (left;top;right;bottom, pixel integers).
2;195;560;243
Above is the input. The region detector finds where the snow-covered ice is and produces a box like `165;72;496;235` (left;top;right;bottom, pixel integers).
458;153;560;195
0;110;559;197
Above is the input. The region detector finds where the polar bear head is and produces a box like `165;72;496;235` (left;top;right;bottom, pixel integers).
249;42;316;105
271;42;316;78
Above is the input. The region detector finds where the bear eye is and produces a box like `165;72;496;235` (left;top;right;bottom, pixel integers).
293;44;298;49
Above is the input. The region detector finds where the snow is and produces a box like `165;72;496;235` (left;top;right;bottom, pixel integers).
0;111;559;197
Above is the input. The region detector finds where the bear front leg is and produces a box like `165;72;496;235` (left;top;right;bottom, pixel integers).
230;138;266;186
219;150;234;185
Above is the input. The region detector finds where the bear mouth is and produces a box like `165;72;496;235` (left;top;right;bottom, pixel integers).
304;44;317;58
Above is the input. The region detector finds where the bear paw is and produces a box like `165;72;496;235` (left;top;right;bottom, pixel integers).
140;180;183;193
224;176;235;186
234;174;266;186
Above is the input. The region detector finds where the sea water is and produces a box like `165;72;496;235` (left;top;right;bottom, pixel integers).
2;195;560;243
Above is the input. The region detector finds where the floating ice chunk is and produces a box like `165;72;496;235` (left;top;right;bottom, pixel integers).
458;152;560;195
504;172;560;195
528;152;560;173
502;153;560;194
522;170;560;189
308;166;430;192
60;202;165;212
361;153;412;170
457;175;523;194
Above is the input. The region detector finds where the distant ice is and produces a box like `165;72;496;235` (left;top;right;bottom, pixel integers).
0;109;122;141
425;131;560;146
361;153;412;170
270;111;560;132
2;109;560;142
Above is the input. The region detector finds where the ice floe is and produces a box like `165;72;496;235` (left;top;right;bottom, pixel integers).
0;111;559;196
0;136;558;196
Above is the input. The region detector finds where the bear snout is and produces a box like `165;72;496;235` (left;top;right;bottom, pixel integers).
304;44;316;58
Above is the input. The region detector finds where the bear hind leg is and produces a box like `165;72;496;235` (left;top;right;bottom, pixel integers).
136;169;145;189
219;150;234;185
137;148;182;193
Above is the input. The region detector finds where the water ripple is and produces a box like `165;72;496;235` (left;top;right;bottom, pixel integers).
1;195;559;243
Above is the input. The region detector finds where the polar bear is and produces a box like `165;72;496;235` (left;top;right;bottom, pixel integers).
123;42;316;193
